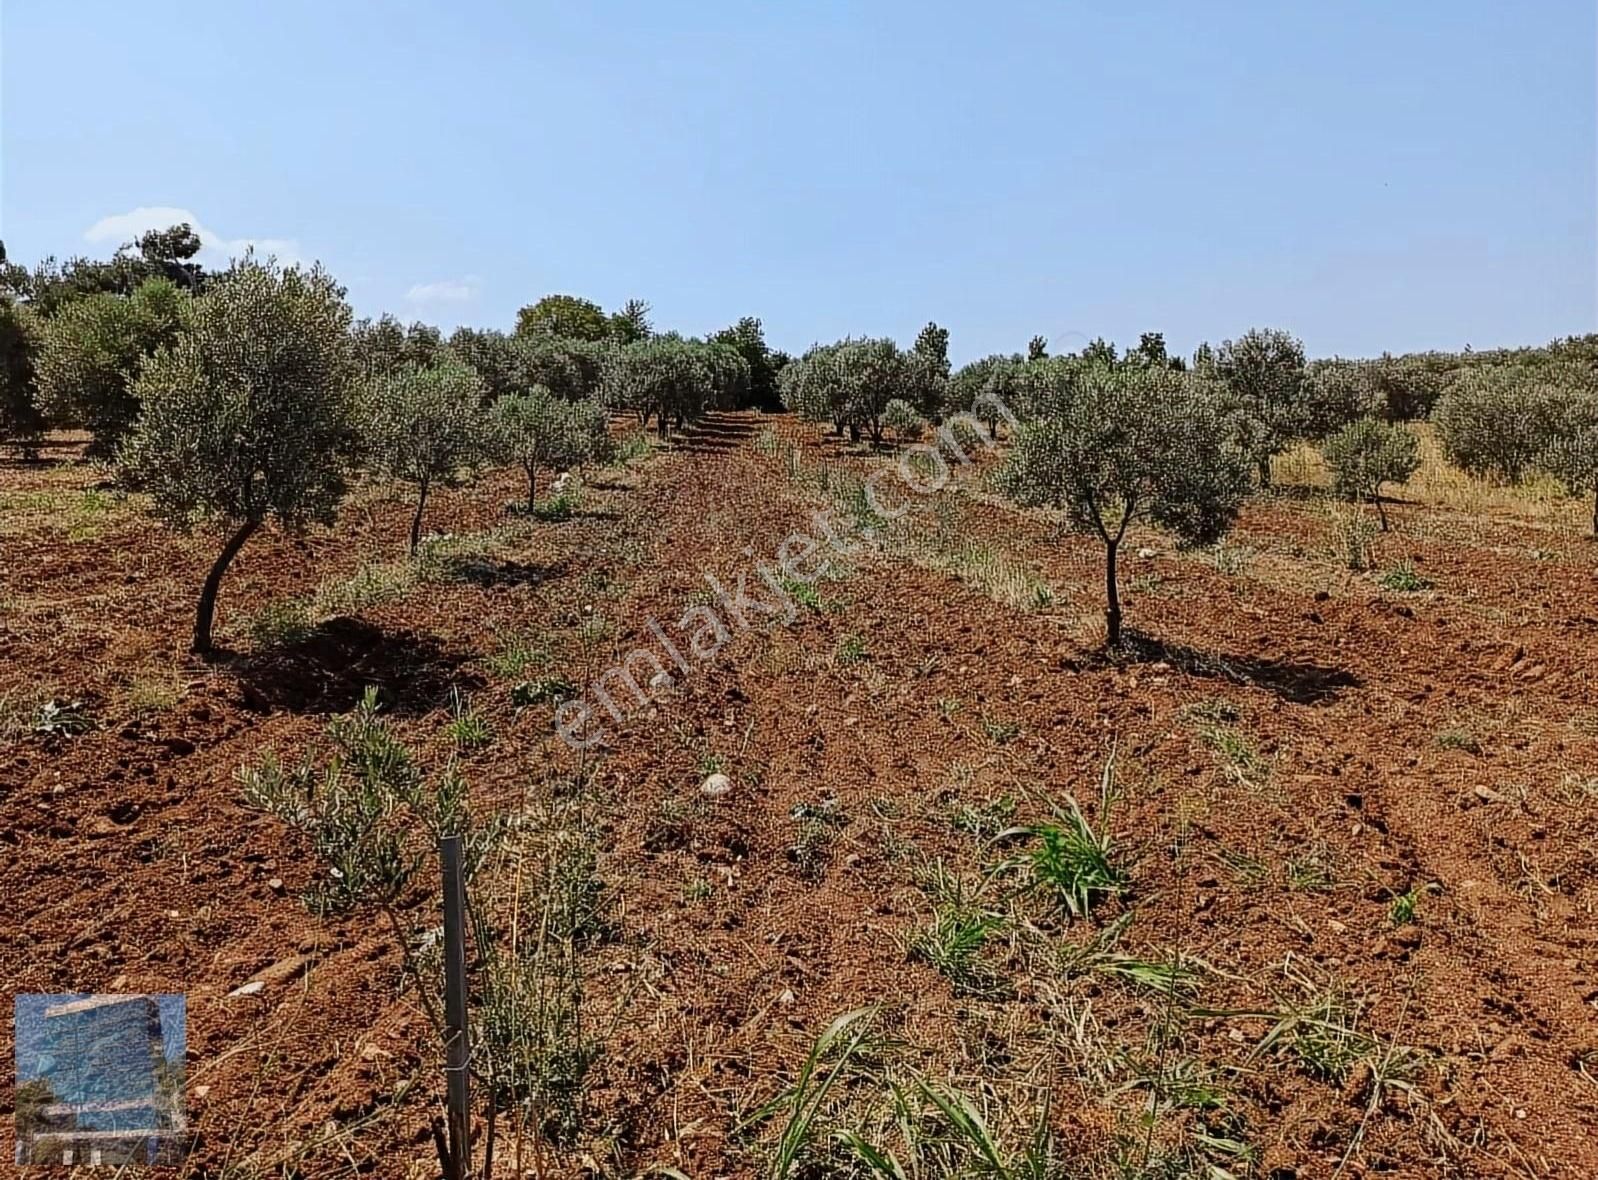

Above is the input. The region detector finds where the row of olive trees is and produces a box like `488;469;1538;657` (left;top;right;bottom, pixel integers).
1433;365;1598;529
776;330;949;444
791;324;1595;647
117;260;621;656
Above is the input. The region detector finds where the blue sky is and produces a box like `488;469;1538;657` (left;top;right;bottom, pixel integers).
3;1;1593;363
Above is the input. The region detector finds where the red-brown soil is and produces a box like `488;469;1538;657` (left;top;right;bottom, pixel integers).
2;414;1596;1178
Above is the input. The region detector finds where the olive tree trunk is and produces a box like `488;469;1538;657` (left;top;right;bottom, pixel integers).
524;461;537;513
1103;537;1123;647
193;517;261;656
409;473;431;556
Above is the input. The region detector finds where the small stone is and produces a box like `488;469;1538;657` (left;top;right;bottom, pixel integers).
268;878;284;892
700;773;733;799
1473;784;1508;805
193;1085;210;1099
229;980;265;998
1137;547;1157;559
1226;1028;1246;1043
649;671;673;693
778;988;796;1006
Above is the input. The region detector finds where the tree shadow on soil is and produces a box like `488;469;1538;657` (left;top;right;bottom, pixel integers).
442;555;568;589
229;617;483;715
1106;631;1360;705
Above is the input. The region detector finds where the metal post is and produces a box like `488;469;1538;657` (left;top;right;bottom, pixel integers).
441;835;471;1180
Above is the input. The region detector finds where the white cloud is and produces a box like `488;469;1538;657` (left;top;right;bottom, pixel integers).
405;277;478;304
83;206;305;269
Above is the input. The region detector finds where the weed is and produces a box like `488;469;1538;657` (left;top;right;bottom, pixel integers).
1181;698;1240;726
532;487;580;522
950;795;1016;841
485;631;549;679
835;634;869;665
510;676;577;710
1285;847;1336;892
444;688;493;751
788;798;846;881
981;715;1020;745
739;1008;876;1180
936;695;965;719
1006;755;1127;919
779;575;829;613
32;698;94;738
1379;561;1432;592
1436;728;1480;754
1388;883;1430;925
246;598;313;648
1213;846;1270;887
474;775;609;1149
909;897;1006;997
1255;965;1377;1084
612;430;653;465
1197;723;1269;791
835;1073;1059;1180
1328;501;1379;572
1209;541;1255;575
124;671;182;721
312;560;415;617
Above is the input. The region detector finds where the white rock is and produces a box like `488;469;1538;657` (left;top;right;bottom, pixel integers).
228;981;265;998
701;773;732;799
1138;547;1158;560
649;671;674;693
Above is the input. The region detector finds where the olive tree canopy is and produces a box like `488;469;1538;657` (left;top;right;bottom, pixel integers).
492;387;612;511
365;360;487;554
0;296;44;456
37;277;190;457
120;259;357;654
1320;416;1419;530
1540;391;1598;537
997;365;1251;646
1213;327;1307;486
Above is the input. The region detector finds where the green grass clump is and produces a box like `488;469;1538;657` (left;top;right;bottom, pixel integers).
1379;561;1432;592
1005;754;1127;920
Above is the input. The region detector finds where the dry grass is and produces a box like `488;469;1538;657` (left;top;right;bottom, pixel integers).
1275;424;1588;533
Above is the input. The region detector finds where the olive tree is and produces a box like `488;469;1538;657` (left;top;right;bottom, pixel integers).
365;361;487;554
515;294;608;342
777;337;942;444
1434;366;1576;483
1320;417;1419;530
119;260;356;655
0;296;44;456
882;398;926;444
1541;393;1598;537
948;354;1023;437
1302;359;1382;440
37;277;190;458
997;365;1251;647
491;386;612;511
779;340;852;436
352;314;443;380
600;337;714;436
1214;327;1307;486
